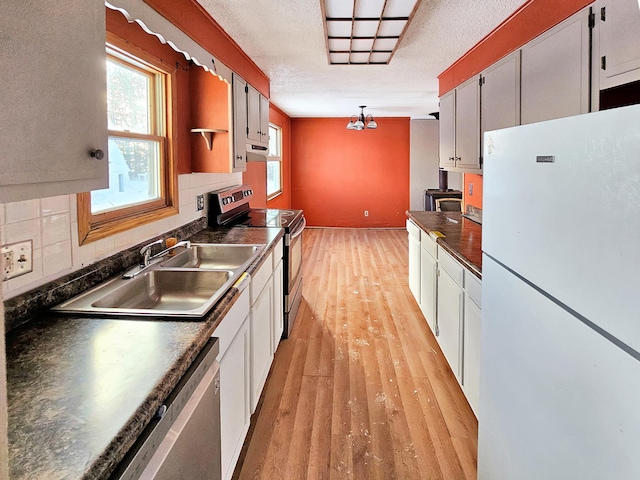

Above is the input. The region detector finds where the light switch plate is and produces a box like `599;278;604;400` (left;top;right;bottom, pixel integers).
2;240;33;280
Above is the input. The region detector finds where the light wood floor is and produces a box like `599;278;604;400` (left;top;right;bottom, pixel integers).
234;228;478;480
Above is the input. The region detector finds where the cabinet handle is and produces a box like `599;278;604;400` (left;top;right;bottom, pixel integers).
449;157;454;162
455;157;461;163
236;155;244;160
89;148;105;160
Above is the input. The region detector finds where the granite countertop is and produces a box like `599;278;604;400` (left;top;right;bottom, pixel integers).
6;226;284;480
406;211;482;278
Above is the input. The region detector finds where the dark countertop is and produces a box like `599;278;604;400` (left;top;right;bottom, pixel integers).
406;212;482;279
6;226;284;480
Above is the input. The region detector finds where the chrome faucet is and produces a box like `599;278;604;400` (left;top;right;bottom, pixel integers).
123;238;191;279
148;240;191;263
139;239;165;268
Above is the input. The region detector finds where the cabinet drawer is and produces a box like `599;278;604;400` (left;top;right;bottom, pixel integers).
251;251;273;305
421;232;438;259
272;237;284;268
214;286;250;358
465;270;482;308
406;219;421;241
438;247;464;287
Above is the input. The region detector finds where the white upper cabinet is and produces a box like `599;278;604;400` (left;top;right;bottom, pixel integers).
454;76;481;171
520;7;591;124
596;0;640;89
481;50;521;135
247;84;261;143
246;84;269;148
259;94;270;145
0;0;108;203
232;74;248;172
438;76;481;173
438;90;456;170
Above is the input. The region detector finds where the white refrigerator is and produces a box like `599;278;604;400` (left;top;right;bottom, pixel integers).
480;104;640;479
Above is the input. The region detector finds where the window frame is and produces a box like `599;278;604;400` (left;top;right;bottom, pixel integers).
77;32;178;245
266;123;282;200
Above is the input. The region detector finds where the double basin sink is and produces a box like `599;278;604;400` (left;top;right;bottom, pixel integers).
53;244;265;318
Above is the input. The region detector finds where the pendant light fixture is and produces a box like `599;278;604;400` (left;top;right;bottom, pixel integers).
346;105;378;130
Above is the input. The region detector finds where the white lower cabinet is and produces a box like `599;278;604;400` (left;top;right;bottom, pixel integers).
463;292;482;417
437;258;464;381
250;251;275;413
214;286;251;480
420;236;438;334
407;220;422;302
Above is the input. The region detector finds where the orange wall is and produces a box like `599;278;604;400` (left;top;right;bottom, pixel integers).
441;0;593;210
106;8;193;174
242;104;292;209
291;118;410;227
464;173;484;209
144;0;269;97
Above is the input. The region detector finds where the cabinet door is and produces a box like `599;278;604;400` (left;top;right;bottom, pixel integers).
246;84;261;143
455;75;481;171
232;74;247;172
521;8;591;124
437;267;463;381
250;280;274;413
272;259;284;354
598;0;640;89
463;296;481;417
482;51;521;135
407;222;421;303
1;0;108;203
438;90;456;169
260;95;270;145
220;316;250;480
420;246;437;335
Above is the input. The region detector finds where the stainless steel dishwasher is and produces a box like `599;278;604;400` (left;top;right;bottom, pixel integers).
111;338;221;480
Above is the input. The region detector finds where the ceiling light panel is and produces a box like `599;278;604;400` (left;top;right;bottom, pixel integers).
329;38;351;51
355;0;386;18
351;38;375;51
353;20;379;37
322;0;421;65
325;0;353;17
326;20;352;37
350;52;370;64
378;20;407;37
383;0;420;17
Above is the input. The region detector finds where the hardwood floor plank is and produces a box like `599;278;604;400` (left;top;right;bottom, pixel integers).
235;228;478;480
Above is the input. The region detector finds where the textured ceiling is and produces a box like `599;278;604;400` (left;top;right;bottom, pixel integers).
196;0;526;119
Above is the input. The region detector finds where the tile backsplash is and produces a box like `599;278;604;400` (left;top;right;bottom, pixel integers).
1;172;241;299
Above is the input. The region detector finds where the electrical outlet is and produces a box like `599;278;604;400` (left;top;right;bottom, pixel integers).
196;194;205;211
468;183;474;196
1;240;33;280
364;210;369;217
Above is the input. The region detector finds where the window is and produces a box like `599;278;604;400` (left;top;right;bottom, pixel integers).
266;123;282;199
77;32;178;244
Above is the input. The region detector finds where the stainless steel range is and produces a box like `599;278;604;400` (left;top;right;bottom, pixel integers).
208;185;305;339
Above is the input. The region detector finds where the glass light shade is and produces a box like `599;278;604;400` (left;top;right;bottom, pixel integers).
366;118;378;129
354;118;365;129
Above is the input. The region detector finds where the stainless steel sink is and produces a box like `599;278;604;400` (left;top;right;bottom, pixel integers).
161;244;265;270
52;242;266;318
54;269;236;317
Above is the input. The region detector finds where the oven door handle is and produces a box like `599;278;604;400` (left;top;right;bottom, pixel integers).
290;216;306;240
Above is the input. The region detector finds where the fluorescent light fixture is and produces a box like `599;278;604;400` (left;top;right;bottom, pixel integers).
322;0;420;65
